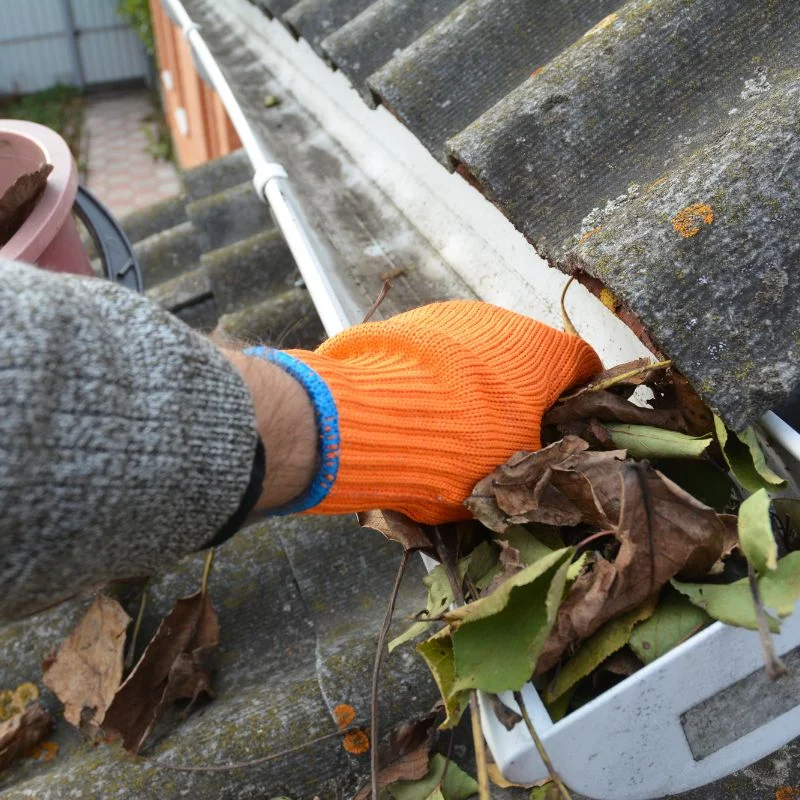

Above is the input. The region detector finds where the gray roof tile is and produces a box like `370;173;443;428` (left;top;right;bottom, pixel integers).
322;0;463;104
368;0;622;163
238;0;800;427
283;0;375;53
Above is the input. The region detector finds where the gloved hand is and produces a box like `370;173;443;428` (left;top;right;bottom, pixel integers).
247;300;601;524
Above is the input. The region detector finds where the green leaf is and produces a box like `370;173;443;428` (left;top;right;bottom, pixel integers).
529;782;559;800
738;489;778;573
389;565;453;653
566;552;589;583
655;459;733;512
714;416;786;493
416;629;470;729
606;424;712;459
672;552;800;633
461;540;500;590
630;588;711;665
447;548;574;693
543;599;657;704
545;683;577;722
387;753;478;800
497;525;555;565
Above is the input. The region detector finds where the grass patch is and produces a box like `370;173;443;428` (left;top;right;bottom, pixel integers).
0;84;85;160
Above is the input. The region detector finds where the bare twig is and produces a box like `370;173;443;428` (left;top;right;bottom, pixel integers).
470;693;491;800
200;549;215;597
370;549;411;799
747;563;789;680
362;280;392;323
154;726;361;772
560;276;579;337
513;690;572;800
430;526;464;605
434;730;456;794
125;580;150;670
574;530;615;554
559;359;673;401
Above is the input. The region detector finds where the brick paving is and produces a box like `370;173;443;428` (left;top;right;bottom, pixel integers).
84;91;182;219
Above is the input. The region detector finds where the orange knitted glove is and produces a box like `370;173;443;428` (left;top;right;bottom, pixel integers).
250;300;601;524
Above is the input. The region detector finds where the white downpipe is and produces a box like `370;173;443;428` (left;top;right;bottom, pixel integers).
161;0;358;336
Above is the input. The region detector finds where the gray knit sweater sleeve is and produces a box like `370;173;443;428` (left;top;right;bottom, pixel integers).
0;260;258;620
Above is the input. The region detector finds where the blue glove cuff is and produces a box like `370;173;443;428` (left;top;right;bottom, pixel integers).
244;346;340;515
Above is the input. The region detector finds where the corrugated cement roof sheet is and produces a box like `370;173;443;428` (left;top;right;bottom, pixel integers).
245;0;800;430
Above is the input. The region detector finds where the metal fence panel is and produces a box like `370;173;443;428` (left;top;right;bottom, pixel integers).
0;0;148;95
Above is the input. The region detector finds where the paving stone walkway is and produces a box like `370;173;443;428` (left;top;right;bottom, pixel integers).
83;90;182;218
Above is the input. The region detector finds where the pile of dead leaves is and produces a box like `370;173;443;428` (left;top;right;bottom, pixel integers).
39;585;218;758
379;358;800;794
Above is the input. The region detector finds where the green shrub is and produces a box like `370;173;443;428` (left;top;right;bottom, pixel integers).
118;0;155;54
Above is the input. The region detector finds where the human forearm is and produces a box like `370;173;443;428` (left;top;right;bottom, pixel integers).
0;262;261;619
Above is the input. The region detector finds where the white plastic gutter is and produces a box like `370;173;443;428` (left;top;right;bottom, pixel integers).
161;0;359;337
160;0;800;470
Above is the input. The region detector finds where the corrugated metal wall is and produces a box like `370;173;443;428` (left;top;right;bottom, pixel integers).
0;0;149;95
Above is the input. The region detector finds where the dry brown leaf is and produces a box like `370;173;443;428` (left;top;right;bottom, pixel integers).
466;437;627;532
43;595;130;738
353;707;441;799
601;648;643;677
486;693;522;731
0;163;53;246
357;510;433;552
102;591;219;754
561;358;657;400
483;540;524;597
672;371;715;435
487;761;541;788
0;702;53;771
543;390;688;433
536;463;725;674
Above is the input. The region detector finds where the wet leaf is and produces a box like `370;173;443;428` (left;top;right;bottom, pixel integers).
447;549;574;693
0;702;53;771
604;424;712;459
353;708;441;800
0;163;53;246
359;510;433;553
536;465;725;674
43;594;130;737
601;648;643;676
102;590;219;754
543;390;688;433
738;489;778;573
629;588;711;665
543;598;657;704
529;781;560;800
713;416;785;493
417;630;469;730
386;753;478;800
672;552;800;632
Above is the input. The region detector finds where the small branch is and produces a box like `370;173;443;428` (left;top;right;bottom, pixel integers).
200;549;215;597
747;563;789;680
430;526;464;605
470;693;491;800
370;549;411;799
125;580;150;670
434;730;456;795
362;281;392;323
513;690;572;800
574;530;615;554
154;726;361;772
585;360;672;394
560;276;579;337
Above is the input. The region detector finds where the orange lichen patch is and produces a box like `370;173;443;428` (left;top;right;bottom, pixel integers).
585;12;619;36
775;788;800;800
343;728;370;755
333;703;356;730
531;66;545;78
672;203;714;238
578;226;602;244
599;287;618;311
29;740;59;762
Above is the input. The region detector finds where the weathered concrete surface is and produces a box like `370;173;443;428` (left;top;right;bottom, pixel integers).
0;515;440;799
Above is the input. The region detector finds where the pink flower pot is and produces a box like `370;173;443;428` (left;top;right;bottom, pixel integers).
0;119;92;276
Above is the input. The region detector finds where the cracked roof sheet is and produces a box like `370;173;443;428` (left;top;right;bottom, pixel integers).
246;0;800;429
